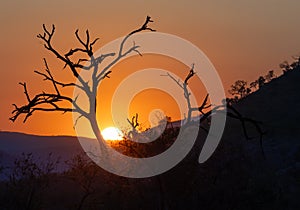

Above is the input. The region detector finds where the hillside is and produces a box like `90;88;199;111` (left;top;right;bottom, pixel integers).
235;69;300;171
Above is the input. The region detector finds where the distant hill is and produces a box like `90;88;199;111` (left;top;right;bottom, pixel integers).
0;132;85;179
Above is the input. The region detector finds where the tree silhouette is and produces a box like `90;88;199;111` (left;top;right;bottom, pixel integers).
258;76;265;88
126;113;140;140
264;70;275;82
164;65;266;156
228;80;251;99
10;16;155;146
280;57;300;74
280;61;292;73
65;153;100;210
161;64;211;124
7;153;59;209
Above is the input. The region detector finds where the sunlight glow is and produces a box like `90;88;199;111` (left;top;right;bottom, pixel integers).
101;127;124;141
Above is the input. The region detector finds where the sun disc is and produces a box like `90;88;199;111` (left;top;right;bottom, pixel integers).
101;127;123;141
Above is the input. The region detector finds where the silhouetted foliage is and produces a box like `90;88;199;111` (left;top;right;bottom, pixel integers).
228;80;251;100
257;76;265;88
280;56;300;74
264;70;275;82
280;61;293;73
5;153;59;209
65;153;100;210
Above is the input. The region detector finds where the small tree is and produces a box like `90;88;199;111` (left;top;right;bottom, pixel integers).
280;61;292;73
258;76;265;88
290;56;300;70
228;80;251;99
250;80;259;90
264;70;275;82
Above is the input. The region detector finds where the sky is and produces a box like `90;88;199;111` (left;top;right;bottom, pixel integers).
1;0;300;136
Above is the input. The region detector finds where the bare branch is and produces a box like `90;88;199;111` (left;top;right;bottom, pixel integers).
75;29;86;47
96;16;155;83
97;71;112;81
127;113;139;130
11;17;156;144
19;82;31;102
73;114;84;129
10;88;87;123
197;94;211;114
43;58;60;95
163;64;265;157
128;16;156;36
161;73;184;89
34;70;83;90
37;24;91;95
184;63;195;84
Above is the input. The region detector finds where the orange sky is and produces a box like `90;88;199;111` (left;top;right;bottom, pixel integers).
1;0;300;136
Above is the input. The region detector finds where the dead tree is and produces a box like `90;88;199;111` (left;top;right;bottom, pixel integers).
127;113;140;139
163;64;266;157
10;16;155;147
161;64;211;124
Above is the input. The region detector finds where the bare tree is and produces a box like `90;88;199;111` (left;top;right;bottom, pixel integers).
10;17;155;147
163;65;266;157
161;64;211;124
126;113;140;140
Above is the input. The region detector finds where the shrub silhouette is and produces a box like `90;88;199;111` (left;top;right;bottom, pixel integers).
228;80;251;100
5;153;59;209
65;153;100;210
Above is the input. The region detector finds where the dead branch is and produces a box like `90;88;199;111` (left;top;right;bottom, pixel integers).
34;59;85;91
96;16;155;83
12;17;155;126
10;80;87;123
163;64;266;157
127;113;139;131
126;113;140;140
162;64;211;123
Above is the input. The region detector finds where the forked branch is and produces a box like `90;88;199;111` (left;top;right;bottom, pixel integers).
11;16;155;129
10;82;74;123
10;62;88;123
96;16;155;83
163;64;266;157
162;64;211;123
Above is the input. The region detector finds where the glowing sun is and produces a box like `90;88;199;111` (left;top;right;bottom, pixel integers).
101;127;124;141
